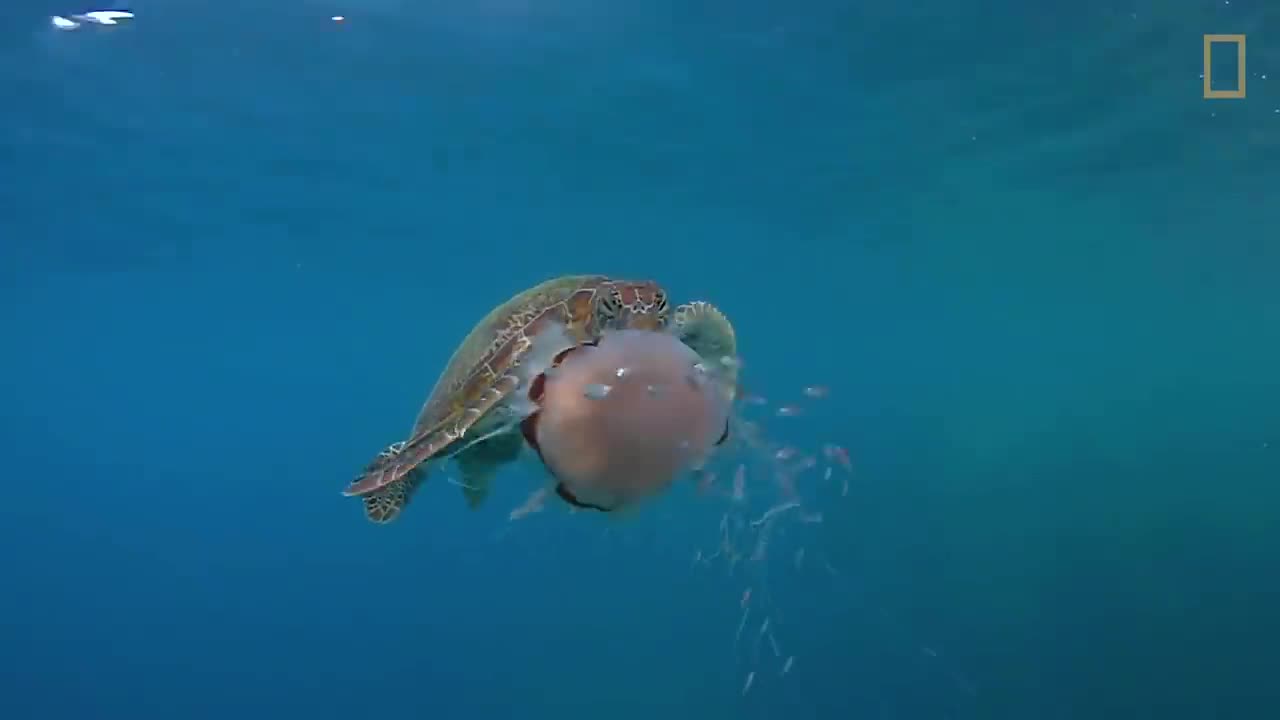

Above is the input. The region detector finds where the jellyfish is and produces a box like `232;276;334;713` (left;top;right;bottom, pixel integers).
521;328;734;512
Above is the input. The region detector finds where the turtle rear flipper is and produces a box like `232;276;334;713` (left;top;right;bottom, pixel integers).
453;431;524;510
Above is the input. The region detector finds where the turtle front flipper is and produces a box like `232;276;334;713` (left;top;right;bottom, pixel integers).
363;471;424;524
345;370;539;527
671;301;739;391
351;440;429;524
344;372;524;502
453;430;524;510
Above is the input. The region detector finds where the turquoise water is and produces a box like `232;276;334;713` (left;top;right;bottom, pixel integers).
2;1;1277;718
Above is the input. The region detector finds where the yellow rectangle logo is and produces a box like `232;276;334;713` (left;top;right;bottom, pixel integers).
1203;34;1246;98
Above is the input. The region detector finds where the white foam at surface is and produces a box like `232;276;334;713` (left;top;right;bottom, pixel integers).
67;10;136;26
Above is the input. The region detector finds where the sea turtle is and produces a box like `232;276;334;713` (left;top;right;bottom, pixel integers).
344;274;670;523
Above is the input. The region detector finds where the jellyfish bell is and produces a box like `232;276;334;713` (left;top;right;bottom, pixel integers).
521;329;734;512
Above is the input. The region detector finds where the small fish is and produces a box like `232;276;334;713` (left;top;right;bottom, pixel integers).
615;366;631;379
750;500;800;529
781;656;795;675
823;466;833;481
732;464;746;501
776;405;803;417
741;671;755;696
774;446;797;461
719;355;743;369
646;383;662;397
583;383;612;400
802;385;829;399
508;488;548;520
823;443;853;472
695;470;717;494
741;588;752;608
742;394;768;406
793;455;817;472
775;470;797;499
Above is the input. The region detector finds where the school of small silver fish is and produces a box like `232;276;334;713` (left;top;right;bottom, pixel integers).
503;350;860;697
680;367;857;698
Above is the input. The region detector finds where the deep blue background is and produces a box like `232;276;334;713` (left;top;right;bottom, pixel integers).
2;1;1278;718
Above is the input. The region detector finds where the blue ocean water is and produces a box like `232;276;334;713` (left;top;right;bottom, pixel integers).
2;1;1278;718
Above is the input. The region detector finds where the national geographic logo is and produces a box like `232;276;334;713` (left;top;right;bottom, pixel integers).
1203;34;1246;99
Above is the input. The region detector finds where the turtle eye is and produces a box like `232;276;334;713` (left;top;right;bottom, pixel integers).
598;289;623;323
653;290;668;314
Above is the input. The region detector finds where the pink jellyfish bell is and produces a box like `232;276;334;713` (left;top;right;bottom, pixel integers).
521;328;735;512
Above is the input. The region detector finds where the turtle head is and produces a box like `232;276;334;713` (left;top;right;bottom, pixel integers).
596;280;669;331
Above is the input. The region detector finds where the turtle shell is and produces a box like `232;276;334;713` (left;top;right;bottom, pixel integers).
346;274;670;523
